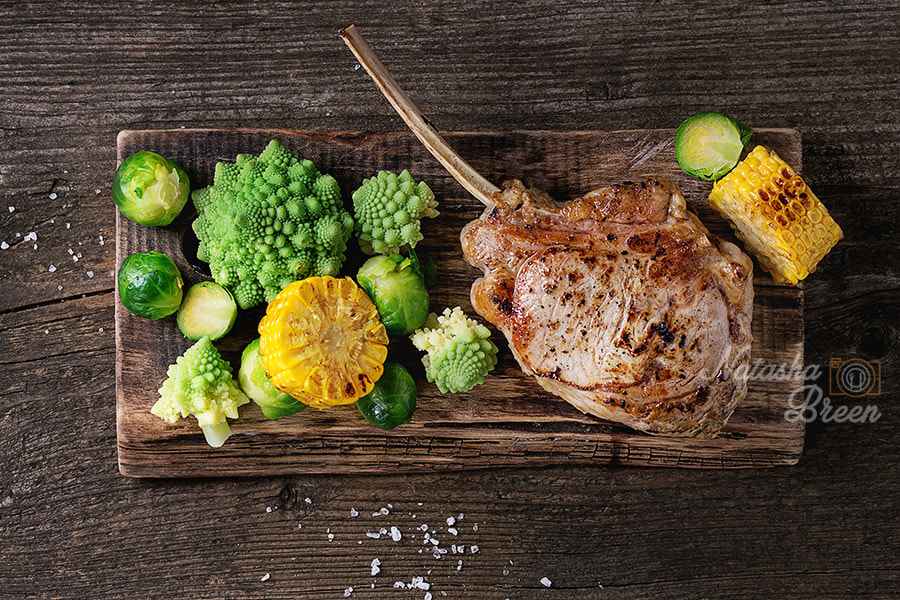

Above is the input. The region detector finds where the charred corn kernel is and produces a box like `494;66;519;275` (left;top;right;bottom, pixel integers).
709;145;842;284
258;276;389;408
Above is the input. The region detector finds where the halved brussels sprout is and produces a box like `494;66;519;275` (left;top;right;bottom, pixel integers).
356;251;430;336
675;112;753;181
238;338;306;419
177;281;238;341
357;361;417;430
114;151;190;226
117;251;183;319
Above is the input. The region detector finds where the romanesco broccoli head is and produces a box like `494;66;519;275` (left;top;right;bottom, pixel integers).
410;307;498;394
192;140;354;309
151;336;249;447
352;169;438;255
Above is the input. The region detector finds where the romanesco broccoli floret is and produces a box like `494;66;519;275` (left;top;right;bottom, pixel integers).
352;169;438;255
151;336;249;447
410;306;498;394
192;140;354;308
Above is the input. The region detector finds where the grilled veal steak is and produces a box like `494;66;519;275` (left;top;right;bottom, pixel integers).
461;178;754;436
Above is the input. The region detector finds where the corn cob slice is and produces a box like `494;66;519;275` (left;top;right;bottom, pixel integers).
258;276;389;408
709;145;842;284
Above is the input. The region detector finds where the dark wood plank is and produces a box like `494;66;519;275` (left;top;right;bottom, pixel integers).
116;128;804;476
1;1;897;598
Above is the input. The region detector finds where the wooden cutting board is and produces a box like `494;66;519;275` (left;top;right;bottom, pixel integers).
116;128;805;477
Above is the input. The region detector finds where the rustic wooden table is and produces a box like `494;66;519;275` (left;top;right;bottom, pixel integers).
1;2;897;598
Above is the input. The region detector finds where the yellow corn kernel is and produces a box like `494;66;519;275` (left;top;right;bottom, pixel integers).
258;276;389;408
709;145;842;284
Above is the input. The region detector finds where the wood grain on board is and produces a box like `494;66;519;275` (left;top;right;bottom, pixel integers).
116;128;804;477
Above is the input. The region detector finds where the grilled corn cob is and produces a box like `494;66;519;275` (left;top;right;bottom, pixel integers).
258;276;389;408
709;145;842;284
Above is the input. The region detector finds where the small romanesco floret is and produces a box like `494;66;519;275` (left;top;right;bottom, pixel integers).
192;140;354;308
352;169;438;255
410;307;498;394
150;336;249;447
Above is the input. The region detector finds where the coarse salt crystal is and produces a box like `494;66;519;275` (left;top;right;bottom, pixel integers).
8;206;14;212
371;558;381;576
99;327;104;332
76;252;82;258
447;528;457;536
33;244;37;249
44;329;49;334
473;524;479;532
95;189;101;195
72;255;78;262
419;524;428;532
411;577;429;590
48;265;57;272
266;507;272;513
373;507;389;516
87;271;94;278
66;223;70;229
23;232;36;242
390;526;401;541
425;593;432;600
379;528;387;535
350;508;358;517
260;573;270;582
328;533;334;541
343;587;353;597
503;568;510;576
99;235;104;246
446;517;455;526
366;532;381;539
297;523;302;529
57;285;63;291
393;582;405;589
49;192;57;200
540;577;552;588
0;242;7;249
304;497;312;504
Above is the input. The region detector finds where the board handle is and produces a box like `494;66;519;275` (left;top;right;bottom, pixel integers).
340;24;499;208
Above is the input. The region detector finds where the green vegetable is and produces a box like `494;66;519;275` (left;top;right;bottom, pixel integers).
352;169;438;255
356;361;417;430
675;112;753;180
151;336;249;447
176;281;238;341
238;338;306;419
356;250;430;335
191;140;354;309
410;307;498;394
117;251;184;319
113;151;190;226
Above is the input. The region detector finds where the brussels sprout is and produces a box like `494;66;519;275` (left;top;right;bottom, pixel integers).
113;151;190;226
177;281;238;341
356;251;430;335
238;338;306;419
675;112;753;180
117;251;184;319
357;361;417;430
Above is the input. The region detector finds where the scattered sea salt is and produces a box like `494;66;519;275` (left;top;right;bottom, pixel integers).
425;593;432;600
343;587;353;597
23;232;36;242
260;573;270;582
446;517;455;526
87;271;94;278
371;558;381;576
419;524;428;532
470;545;479;553
304;497;312;504
540;577;552;588
503;568;510;576
266;507;272;513
99;327;104;333
366;532;381;539
393;582;405;589
72;255;79;262
350;508;358;517
48;264;57;272
57;285;63;291
99;235;104;246
328;533;334;542
297;523;302;529
390;526;401;541
373;507;389;516
33;244;37;250
95;189;101;195
49;192;57;200
8;206;14;213
411;576;429;590
0;242;7;250
447;528;457;536
44;329;49;334
66;223;70;229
